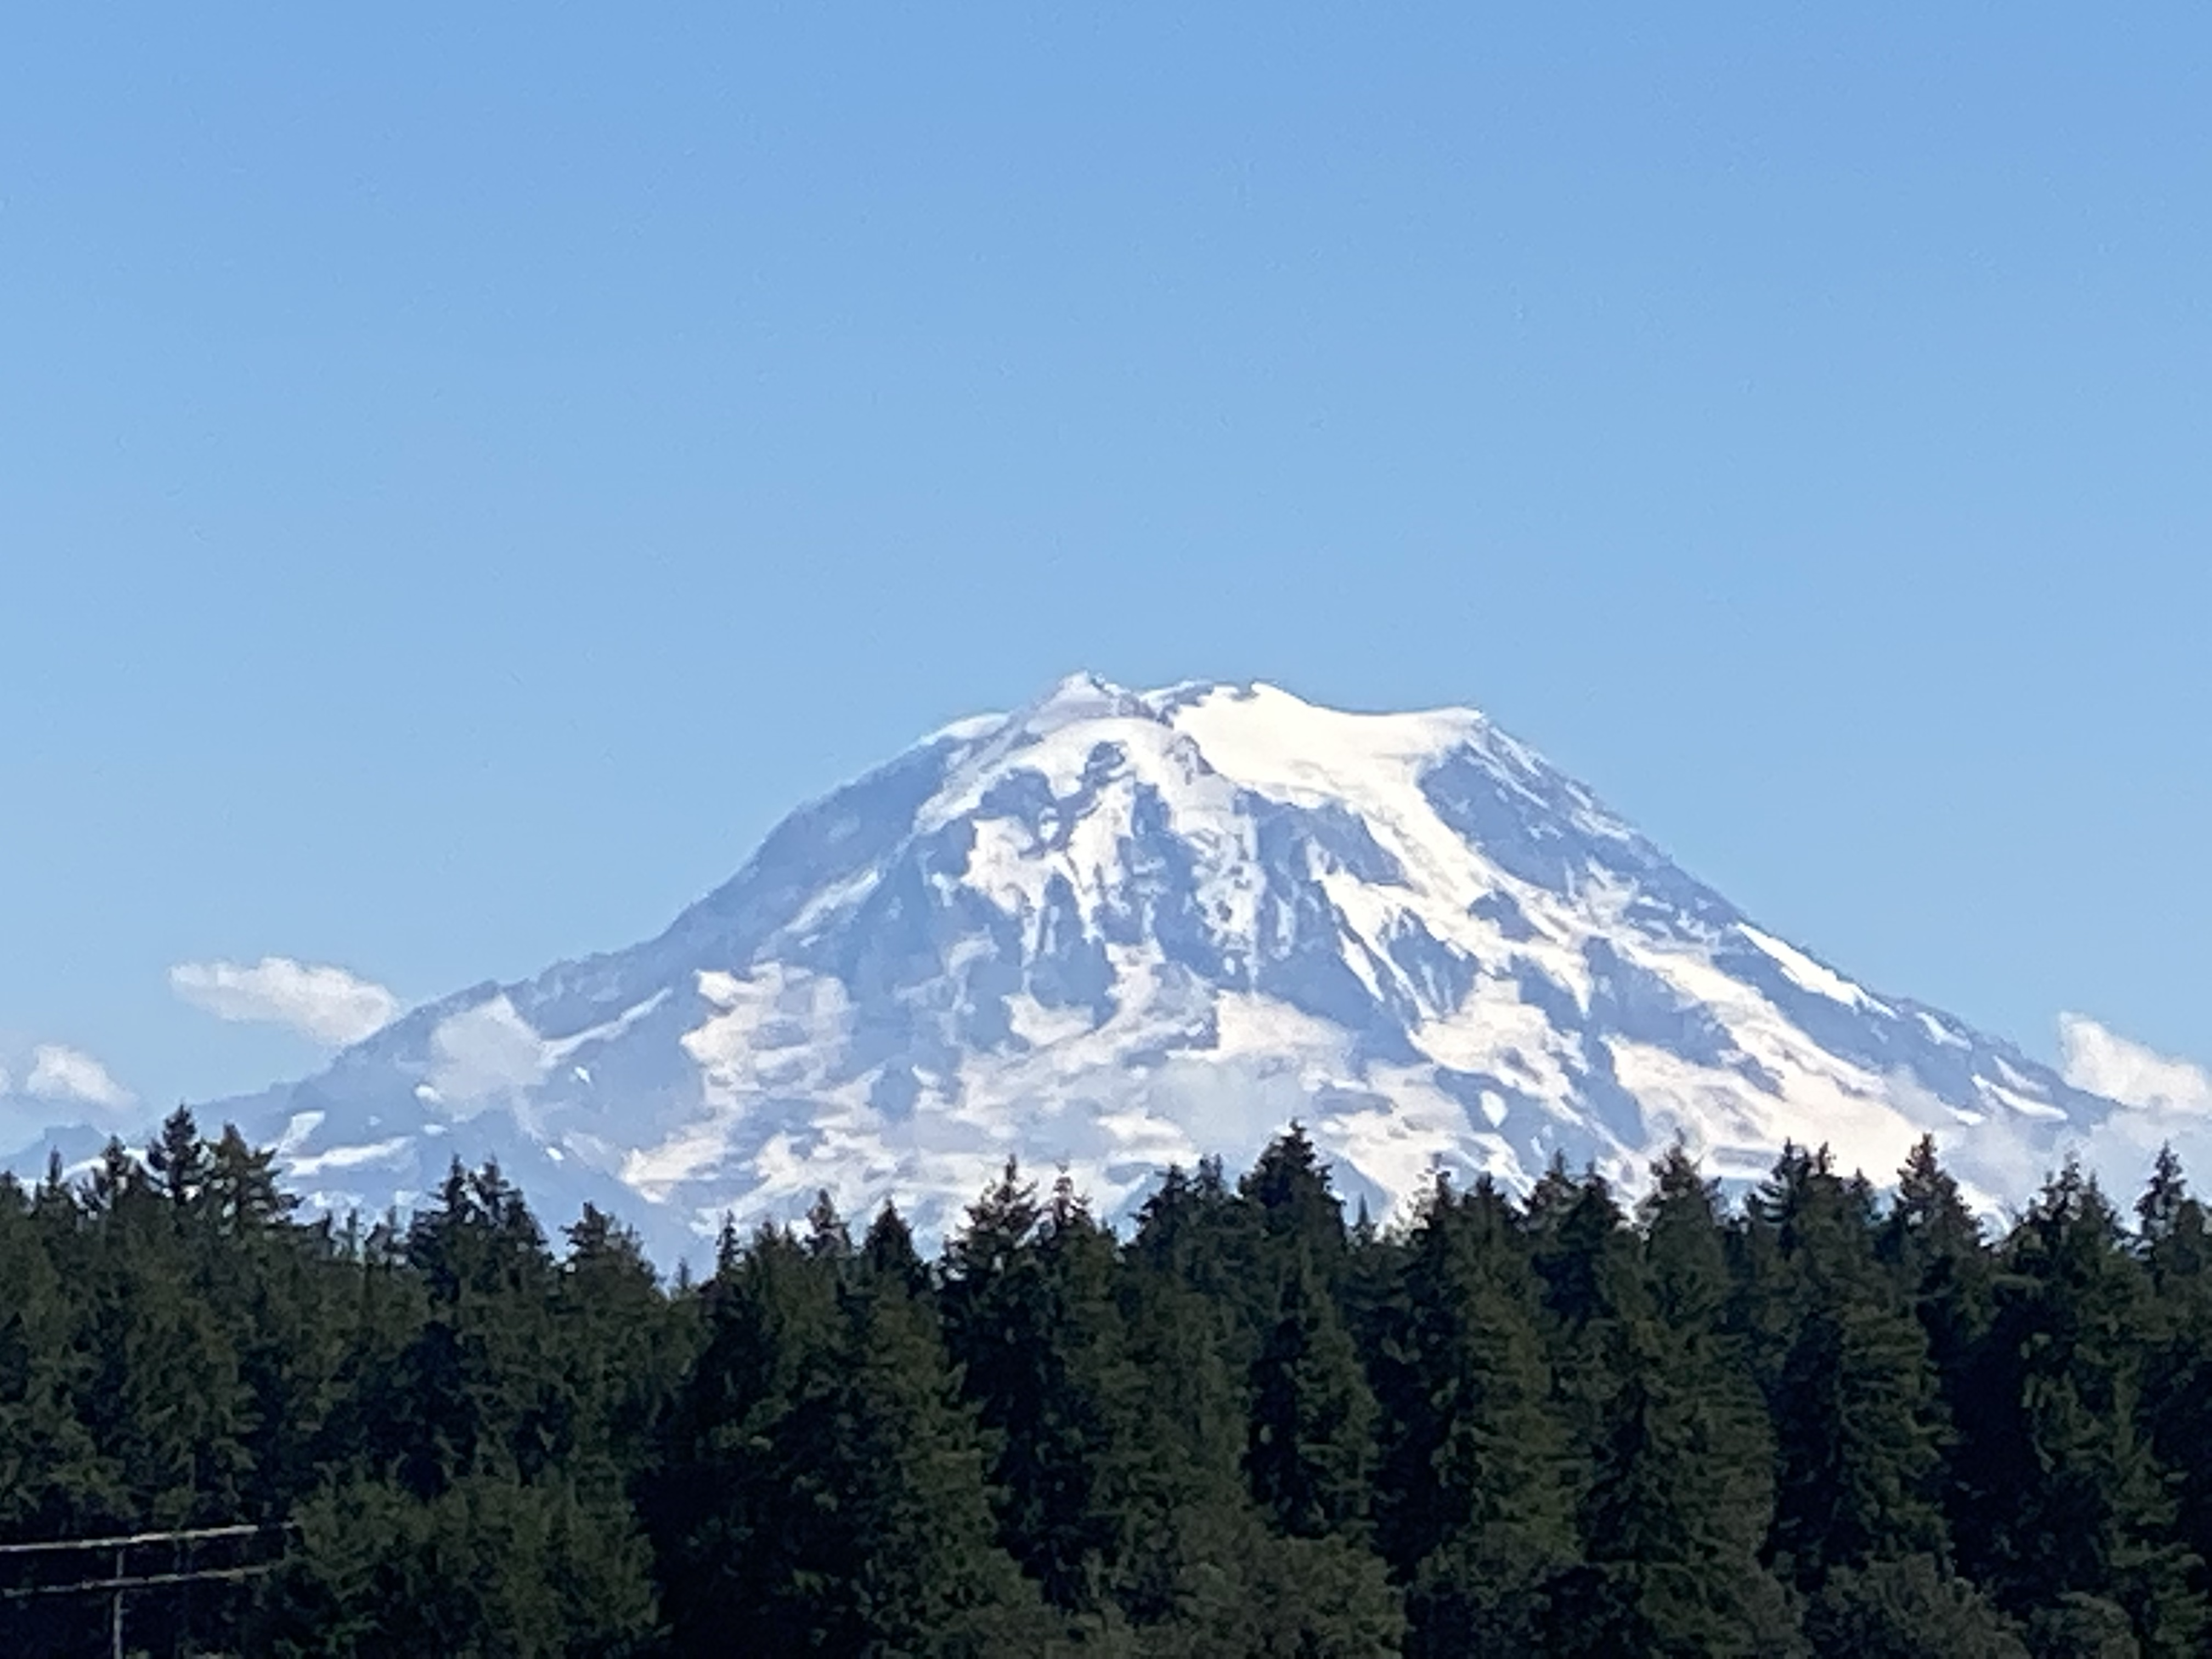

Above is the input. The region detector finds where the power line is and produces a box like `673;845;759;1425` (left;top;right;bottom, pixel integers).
0;1561;282;1600
0;1522;280;1556
0;1520;294;1659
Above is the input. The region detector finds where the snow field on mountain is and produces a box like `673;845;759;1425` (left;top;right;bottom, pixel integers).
138;674;2112;1261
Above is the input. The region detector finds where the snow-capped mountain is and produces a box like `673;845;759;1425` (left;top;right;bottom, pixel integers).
201;675;2100;1264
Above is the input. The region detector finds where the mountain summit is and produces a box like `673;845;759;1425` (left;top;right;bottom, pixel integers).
212;676;2093;1260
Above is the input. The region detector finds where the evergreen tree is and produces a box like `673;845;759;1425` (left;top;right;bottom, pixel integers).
1127;1152;1403;1655
1743;1145;1947;1588
269;1161;662;1657
944;1167;1153;1615
1956;1162;2205;1657
1526;1158;1643;1447
2131;1148;2212;1589
653;1214;1052;1655
1240;1125;1350;1276
2134;1146;2205;1285
148;1103;212;1211
558;1204;689;1494
1880;1136;1994;1510
1558;1149;1800;1657
0;1175;110;1656
2021;1595;2144;1659
1245;1247;1376;1542
386;1160;569;1495
1373;1175;1576;1657
861;1200;932;1300
1118;1171;1263;1631
648;1222;844;1657
259;1472;660;1659
1804;1555;2028;1658
1134;1512;1407;1659
817;1246;1058;1655
70;1134;256;1532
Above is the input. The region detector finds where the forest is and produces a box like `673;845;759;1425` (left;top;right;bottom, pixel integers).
3;1110;2211;1658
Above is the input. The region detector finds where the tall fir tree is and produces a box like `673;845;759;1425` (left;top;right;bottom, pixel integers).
1245;1246;1378;1543
1554;1149;1801;1658
1373;1175;1577;1657
1742;1145;1948;1588
817;1226;1058;1656
648;1222;844;1657
2132;1148;2212;1606
943;1165;1155;1615
1954;1161;2205;1657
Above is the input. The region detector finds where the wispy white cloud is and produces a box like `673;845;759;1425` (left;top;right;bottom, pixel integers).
1875;1023;2212;1223
170;957;400;1047
2059;1014;2212;1115
420;996;553;1115
25;1045;134;1111
1924;1017;2212;1219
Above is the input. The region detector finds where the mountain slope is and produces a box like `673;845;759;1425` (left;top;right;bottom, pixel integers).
207;676;2099;1262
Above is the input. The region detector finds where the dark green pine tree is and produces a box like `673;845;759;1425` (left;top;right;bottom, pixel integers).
1128;1158;1251;1306
389;1159;569;1494
2135;1147;2212;1603
70;1133;256;1532
314;1206;430;1517
648;1221;845;1658
557;1203;689;1489
1526;1158;1643;1447
942;1166;1153;1617
1235;1131;1377;1544
173;1114;352;1533
0;1172;96;1527
1955;1160;2206;1657
265;1158;659;1659
1126;1157;1264;1414
201;1119;298;1240
262;1471;660;1659
812;1222;1058;1656
1804;1554;2029;1659
860;1198;933;1297
1125;1153;1404;1656
0;1170;110;1657
654;1204;1052;1656
1373;1174;1576;1658
1241;1124;1352;1279
1119;1165;1263;1618
1555;1148;1802;1658
1245;1246;1378;1543
1878;1136;1994;1517
1742;1145;1947;1590
146;1103;213;1211
2135;1145;2207;1284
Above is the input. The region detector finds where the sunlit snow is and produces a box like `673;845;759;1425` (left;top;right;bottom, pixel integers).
168;674;2114;1263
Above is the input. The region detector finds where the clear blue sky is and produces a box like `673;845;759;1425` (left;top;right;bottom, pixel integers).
2;3;2205;1118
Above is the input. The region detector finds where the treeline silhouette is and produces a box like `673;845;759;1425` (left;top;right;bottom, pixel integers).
5;1110;2212;1657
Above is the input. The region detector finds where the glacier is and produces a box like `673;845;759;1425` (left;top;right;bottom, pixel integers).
94;676;2115;1265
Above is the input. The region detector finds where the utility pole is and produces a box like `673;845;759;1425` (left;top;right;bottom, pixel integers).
110;1543;124;1659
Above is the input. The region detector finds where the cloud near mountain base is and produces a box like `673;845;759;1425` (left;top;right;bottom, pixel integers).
1932;1017;2212;1220
419;996;554;1114
2059;1014;2212;1115
25;1044;134;1111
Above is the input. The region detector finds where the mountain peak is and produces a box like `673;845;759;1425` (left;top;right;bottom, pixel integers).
187;676;2103;1263
1022;670;1150;722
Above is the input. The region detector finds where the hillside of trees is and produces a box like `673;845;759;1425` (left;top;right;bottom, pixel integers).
5;1110;2212;1657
